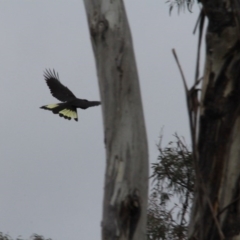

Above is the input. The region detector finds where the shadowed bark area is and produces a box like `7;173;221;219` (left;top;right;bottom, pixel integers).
83;1;148;240
188;1;240;239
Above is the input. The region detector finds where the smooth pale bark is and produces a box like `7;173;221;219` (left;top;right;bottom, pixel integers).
188;1;240;239
83;1;148;240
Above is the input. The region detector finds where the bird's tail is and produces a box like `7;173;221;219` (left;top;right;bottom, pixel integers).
88;101;101;107
40;103;78;121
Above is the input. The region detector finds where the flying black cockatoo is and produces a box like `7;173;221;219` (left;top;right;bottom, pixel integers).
40;69;101;121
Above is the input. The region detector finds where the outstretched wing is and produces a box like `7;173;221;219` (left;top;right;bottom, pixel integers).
44;69;76;102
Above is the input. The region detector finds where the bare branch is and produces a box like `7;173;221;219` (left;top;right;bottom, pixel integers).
172;49;188;93
194;10;205;84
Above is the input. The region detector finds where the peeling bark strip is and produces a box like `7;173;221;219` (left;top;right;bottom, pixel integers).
188;1;240;239
83;1;148;240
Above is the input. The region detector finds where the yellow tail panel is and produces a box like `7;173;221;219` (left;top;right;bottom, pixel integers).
59;109;78;121
45;104;59;109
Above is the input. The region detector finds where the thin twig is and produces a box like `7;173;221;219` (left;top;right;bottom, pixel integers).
193;11;202;34
180;175;190;226
194;10;205;84
217;196;240;217
206;196;225;239
172;49;197;160
172;49;188;92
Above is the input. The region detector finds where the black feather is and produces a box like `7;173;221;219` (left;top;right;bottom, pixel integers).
44;69;76;102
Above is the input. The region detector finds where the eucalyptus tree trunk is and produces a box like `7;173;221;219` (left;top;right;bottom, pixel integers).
83;1;148;240
188;1;240;239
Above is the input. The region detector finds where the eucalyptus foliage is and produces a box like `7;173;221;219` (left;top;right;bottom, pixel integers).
147;135;194;240
167;0;195;14
0;233;51;240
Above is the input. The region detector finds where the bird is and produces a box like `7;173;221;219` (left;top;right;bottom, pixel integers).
40;69;101;121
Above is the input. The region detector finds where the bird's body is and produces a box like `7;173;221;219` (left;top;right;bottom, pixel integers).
40;69;101;121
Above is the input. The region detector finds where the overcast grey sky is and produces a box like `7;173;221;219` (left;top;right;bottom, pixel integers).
0;1;202;239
